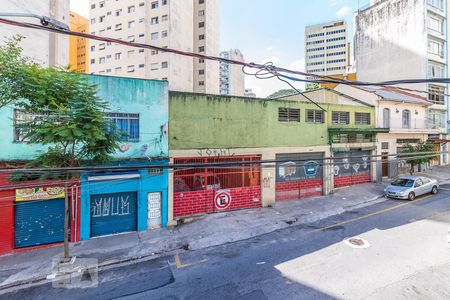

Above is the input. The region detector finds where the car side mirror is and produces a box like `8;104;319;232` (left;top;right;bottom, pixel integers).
414;184;419;188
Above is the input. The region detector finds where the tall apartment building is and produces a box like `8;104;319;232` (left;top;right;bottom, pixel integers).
219;49;245;96
0;0;69;67
89;0;219;94
305;20;349;87
69;12;89;73
355;0;448;133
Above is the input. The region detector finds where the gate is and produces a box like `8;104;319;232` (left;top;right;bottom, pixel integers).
334;150;372;187
147;192;162;229
173;155;261;218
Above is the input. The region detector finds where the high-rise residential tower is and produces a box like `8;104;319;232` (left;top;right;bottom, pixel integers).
69;11;89;73
219;49;245;96
305;20;349;87
89;0;219;94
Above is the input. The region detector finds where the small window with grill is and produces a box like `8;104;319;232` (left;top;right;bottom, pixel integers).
306;110;324;123
332;111;349;124
355;112;371;125
381;142;389;150
278;108;300;122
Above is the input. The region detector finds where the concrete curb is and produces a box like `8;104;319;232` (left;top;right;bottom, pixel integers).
0;191;388;292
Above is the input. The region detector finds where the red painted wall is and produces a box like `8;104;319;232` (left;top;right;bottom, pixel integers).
173;186;261;218
334;174;371;188
275;179;323;201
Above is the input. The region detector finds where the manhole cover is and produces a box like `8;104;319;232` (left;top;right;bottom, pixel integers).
344;237;370;249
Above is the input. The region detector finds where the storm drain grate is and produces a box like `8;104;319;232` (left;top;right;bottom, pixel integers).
344;237;370;249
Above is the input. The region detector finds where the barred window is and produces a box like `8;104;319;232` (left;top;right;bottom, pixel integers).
355;112;371;125
306;110;324;123
428;85;445;105
106;113;140;142
332;111;349;124
278;108;300;122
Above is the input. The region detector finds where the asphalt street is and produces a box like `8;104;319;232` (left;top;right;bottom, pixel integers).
3;186;450;300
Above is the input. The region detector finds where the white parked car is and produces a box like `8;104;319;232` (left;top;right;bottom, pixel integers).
384;176;439;201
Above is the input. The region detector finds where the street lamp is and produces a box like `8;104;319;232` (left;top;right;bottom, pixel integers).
0;12;69;30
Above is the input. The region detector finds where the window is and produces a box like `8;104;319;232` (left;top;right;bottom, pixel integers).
13;110;49;142
99;43;105;50
199;22;205;28
99;16;105;23
151;1;159;9
199;46;205;52
397;138;420;144
199;69;205;75
90;18;95;24
161;30;168;38
199;34;205;40
115;23;122;31
199;10;205;16
151;50;159;55
90;58;95;64
128;21;135;28
161;61;168;68
428;15;443;33
139;18;145;23
106;26;111;30
115;9;122;16
99;29;105;36
429;109;446;128
127;35;135;42
383;108;390;128
332;111;350;124
139;34;145;38
428;61;445;78
115;52;122;60
355;112;371;125
99;57;105;64
381;142;389;150
428;39;444;57
151;17;159;25
151;32;159;40
307;110;324;123
139;49;145;53
151;63;159;70
429;85;445;105
199;81;205;86
91;4;95;9
128;50;135;58
127;65;135;73
115;67;122;73
402;110;411;129
139;2;145;7
199;58;205;63
107;11;111;16
128;5;135;13
428;0;444;10
199;0;205;4
106;53;112;59
106;113;139;142
162;0;168;5
161;15;168;21
99;1;105;8
139;64;145;68
278;108;300;122
90;45;95;52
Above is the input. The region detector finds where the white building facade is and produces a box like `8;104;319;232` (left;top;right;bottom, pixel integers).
0;0;69;67
89;0;219;94
305;20;349;87
355;0;449;139
219;49;245;96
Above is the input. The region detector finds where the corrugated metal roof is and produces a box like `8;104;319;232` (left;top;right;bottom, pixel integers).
357;86;430;105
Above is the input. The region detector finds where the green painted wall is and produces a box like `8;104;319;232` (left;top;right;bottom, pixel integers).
169;92;375;150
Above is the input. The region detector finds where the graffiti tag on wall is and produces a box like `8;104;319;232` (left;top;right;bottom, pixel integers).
197;148;235;157
91;196;131;217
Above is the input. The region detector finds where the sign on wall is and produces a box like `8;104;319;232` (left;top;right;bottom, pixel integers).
276;153;324;182
214;190;232;210
334;150;371;177
16;187;65;202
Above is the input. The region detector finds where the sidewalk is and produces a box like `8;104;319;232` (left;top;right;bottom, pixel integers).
0;182;388;290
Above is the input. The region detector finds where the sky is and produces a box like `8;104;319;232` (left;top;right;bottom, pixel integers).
70;0;370;97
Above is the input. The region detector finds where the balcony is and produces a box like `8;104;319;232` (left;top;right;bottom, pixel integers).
328;128;389;145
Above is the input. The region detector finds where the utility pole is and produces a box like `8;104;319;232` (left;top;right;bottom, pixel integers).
63;180;70;262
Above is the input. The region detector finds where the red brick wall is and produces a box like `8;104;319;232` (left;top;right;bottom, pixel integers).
173;186;261;218
334;174;371;188
275;179;323;201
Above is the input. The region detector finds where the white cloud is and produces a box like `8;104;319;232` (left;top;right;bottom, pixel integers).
336;6;352;18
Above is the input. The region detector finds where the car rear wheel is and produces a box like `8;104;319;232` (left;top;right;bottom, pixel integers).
431;186;438;195
408;192;416;201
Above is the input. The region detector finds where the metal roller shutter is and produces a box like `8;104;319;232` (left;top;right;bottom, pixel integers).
14;198;65;248
90;192;137;237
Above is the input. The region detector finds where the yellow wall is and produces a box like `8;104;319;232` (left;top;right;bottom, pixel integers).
69;12;89;73
321;73;357;89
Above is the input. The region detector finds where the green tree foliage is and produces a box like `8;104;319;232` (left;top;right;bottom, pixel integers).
267;89;298;99
0;37;121;179
401;142;437;174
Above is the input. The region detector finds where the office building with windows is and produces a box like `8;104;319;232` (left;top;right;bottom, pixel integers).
89;0;219;93
305;20;349;88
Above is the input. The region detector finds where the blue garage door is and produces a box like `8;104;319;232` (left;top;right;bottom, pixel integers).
90;192;137;237
15;198;65;248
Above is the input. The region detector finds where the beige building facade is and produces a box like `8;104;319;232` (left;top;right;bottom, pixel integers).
89;0;219;94
0;0;69;67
